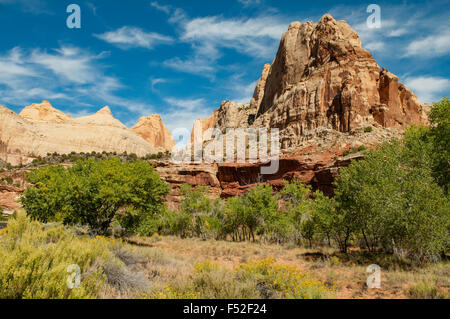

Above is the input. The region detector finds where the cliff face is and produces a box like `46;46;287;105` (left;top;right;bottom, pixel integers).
0;101;174;165
193;14;427;151
132;114;176;152
254;14;427;149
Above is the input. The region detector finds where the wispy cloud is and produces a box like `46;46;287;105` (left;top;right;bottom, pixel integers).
237;0;262;8
161;97;212;133
29;46;104;84
181;15;286;58
0;45;154;118
150;1;171;14
94;26;173;50
153;3;287;77
404;76;450;103
164;97;206;112
404;29;450;58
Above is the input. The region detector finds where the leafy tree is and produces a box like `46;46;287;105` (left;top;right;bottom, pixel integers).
334;140;449;260
222;196;245;241
427;97;450;192
179;184;211;237
243;185;279;241
22;158;169;235
279;180;315;246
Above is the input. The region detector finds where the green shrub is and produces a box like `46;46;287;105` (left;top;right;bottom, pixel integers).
364;126;373;133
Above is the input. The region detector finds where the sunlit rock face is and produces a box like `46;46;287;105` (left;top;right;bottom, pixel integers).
132;114;175;152
0;101;159;165
194;14;427;152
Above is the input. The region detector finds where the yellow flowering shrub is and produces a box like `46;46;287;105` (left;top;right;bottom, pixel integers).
237;258;335;299
152;285;201;299
151;258;334;299
0;212;112;298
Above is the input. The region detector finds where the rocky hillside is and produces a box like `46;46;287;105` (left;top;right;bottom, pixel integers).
193;14;428;153
0;101;175;165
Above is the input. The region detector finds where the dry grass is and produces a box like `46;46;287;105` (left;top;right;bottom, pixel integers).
129;236;449;299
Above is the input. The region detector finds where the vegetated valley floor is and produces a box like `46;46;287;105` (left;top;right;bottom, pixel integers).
126;235;450;299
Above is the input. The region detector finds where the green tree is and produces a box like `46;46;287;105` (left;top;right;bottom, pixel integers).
279;180;315;246
22;158;169;235
334;140;449;260
428;97;450;192
243;185;279;241
179;184;211;237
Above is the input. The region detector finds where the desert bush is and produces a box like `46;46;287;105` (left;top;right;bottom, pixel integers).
406;280;449;299
236;258;335;299
188;260;259;299
0;212;107;298
22;158;169;235
0;212;154;298
153;258;333;299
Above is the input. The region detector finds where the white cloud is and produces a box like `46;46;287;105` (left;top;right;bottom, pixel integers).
161;97;213;144
388;28;408;37
0;45;154;118
237;0;261;7
364;41;385;52
94;26;173;49
181;15;286;58
164;97;206;112
404;30;450;57
157;4;287;77
404;76;450;103
233;80;257;104
150;1;171;14
150;78;168;91
29;46;102;84
329;3;450;60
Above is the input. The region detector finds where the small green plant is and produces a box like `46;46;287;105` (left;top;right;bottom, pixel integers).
364;126;373;133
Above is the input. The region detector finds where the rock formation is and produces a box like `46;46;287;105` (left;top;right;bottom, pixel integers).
75;106;127;128
132;114;175;152
193;14;428;152
152;160;221;209
0;101;171;165
19;100;72;123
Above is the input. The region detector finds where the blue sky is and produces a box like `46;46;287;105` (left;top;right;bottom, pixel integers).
0;0;449;135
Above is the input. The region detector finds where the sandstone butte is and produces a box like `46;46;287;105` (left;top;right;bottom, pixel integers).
178;14;429;204
0;100;176;166
131;114;175;152
0;14;431;210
